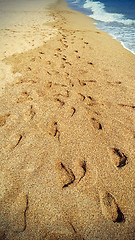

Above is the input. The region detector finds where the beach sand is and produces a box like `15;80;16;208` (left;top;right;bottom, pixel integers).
0;0;135;239
0;0;57;95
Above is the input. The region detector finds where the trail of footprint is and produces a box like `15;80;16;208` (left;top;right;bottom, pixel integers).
99;191;125;223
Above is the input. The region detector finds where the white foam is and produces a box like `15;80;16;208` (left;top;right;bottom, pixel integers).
94;21;135;54
84;0;135;25
82;0;135;54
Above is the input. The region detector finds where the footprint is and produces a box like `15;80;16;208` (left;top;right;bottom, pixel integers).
64;72;69;77
15;195;29;233
54;90;69;98
86;96;95;106
111;148;128;168
54;98;65;107
91;118;102;130
30;105;36;120
87;80;96;83
30;57;35;62
107;81;121;86
65;61;71;66
17;92;32;103
62;57;66;61
78;80;86;86
47;121;58;137
99;191;124;222
69;80;74;87
39;51;45;54
56;162;75;189
74;160;87;183
118;104;135;110
27;67;32;71
46;82;52;88
87;62;93;65
47;71;51;75
13;135;23;149
60;64;65;68
46;61;51;65
78;93;85;101
56;48;62;52
5;133;23;150
71;107;76;117
0;114;10;127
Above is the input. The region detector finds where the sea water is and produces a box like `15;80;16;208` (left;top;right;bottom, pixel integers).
66;0;135;55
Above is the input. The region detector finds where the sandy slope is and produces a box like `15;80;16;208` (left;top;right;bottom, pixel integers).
0;0;135;239
0;0;57;95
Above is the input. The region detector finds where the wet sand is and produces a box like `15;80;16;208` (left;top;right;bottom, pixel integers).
0;0;135;239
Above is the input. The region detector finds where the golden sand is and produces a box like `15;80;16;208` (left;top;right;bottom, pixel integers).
0;0;135;239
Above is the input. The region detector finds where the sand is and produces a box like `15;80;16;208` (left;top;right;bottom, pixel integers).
0;0;57;95
0;0;135;239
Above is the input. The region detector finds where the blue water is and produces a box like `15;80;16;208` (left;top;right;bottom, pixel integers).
66;0;135;55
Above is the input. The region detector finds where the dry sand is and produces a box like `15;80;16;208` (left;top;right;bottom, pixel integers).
0;0;57;95
0;0;135;239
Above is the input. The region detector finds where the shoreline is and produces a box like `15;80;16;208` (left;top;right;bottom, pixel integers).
0;0;135;239
65;0;135;56
92;22;135;55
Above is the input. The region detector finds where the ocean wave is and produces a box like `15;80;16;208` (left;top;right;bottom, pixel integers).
95;21;135;54
83;0;135;25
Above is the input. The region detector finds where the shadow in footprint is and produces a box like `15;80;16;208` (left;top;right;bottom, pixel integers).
78;161;86;183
